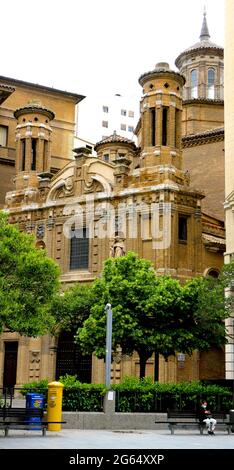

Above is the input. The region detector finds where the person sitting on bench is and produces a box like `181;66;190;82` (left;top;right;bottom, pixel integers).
203;411;217;435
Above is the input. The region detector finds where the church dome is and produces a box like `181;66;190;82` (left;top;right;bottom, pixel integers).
175;9;223;69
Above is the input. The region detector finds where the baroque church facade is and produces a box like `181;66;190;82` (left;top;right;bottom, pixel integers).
0;12;226;387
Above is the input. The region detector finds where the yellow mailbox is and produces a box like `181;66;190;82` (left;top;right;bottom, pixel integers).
47;381;64;431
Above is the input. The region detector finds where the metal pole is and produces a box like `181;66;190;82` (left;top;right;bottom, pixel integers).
105;303;113;387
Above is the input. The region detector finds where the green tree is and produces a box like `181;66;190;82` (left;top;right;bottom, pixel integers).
183;262;234;349
51;283;95;334
0;212;60;336
76;252;233;378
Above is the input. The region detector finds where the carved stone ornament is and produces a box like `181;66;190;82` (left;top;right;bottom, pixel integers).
64;177;74;192
36;223;45;239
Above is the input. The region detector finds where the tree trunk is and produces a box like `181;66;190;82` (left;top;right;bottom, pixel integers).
139;352;151;378
154;351;159;382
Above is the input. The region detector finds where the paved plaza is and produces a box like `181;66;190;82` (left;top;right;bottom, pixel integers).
0;428;233;449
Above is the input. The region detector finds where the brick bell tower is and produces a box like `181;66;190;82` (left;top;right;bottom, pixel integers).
14;101;54;192
134;62;204;280
138;62;185;178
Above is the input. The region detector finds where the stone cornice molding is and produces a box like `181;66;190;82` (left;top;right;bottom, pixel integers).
182;128;224;148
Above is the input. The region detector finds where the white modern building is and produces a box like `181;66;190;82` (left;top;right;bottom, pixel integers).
77;92;139;144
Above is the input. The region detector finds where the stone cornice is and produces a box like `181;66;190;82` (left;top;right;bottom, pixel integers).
0;83;15;105
182;127;224;148
0;75;85;104
183;98;224;106
175;45;223;69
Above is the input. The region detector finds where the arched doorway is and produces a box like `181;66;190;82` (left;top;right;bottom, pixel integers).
55;331;92;383
3;342;18;388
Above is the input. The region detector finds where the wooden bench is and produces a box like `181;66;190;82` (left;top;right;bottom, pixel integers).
0;407;65;437
155;410;232;435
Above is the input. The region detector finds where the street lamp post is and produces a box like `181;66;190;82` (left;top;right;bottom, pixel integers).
105;303;113;387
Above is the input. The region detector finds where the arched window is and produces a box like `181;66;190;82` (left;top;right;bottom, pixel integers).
204;267;220;279
220;67;224;99
208;68;215;99
191;69;198;98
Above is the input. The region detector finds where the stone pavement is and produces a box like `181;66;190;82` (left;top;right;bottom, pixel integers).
0;428;234;449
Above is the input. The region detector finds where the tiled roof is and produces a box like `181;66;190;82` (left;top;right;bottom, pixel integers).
175;11;223;68
94;132;137;150
175;39;223;68
182;39;223;55
14;102;55;120
139;64;185;87
182;127;224;147
0;83;15;92
202;233;225;246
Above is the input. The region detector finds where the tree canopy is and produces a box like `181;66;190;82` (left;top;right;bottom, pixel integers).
51;283;95;334
0;212;60;336
76;252;234;378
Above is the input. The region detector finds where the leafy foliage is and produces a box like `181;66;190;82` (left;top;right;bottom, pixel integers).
50;283;94;334
113;377;233;412
21;376;233;413
76;252;233;377
0;212;60;336
21;376;107;412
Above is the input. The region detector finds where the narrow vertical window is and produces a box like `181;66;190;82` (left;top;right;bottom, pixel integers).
0;125;8;146
220;67;224;100
208;68;215;99
21;139;26;171
191;69;198;98
178;216;188;243
174;109;180;148
43;140;48;171
151;108;156;146
31;138;37;170
162;107;168;146
70;227;89;270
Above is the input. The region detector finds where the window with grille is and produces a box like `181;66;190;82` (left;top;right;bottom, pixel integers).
56;331;92;383
70;227;89;270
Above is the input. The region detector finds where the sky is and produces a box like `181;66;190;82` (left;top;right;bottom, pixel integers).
1;0;224;140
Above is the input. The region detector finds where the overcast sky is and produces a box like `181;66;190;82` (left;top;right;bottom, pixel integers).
1;0;224;102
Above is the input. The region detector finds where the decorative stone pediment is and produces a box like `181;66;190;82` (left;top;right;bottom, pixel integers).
46;157;114;204
82;159;114;196
46;163;75;201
